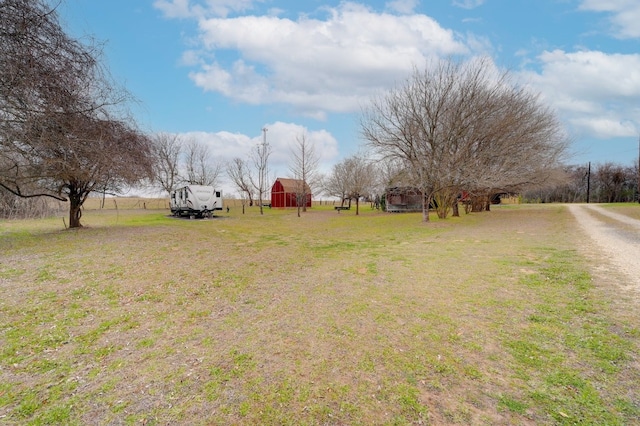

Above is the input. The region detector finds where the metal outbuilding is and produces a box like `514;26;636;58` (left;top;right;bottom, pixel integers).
271;178;312;208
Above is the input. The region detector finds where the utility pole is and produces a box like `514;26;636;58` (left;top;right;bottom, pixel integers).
586;161;591;204
257;127;270;215
637;135;640;203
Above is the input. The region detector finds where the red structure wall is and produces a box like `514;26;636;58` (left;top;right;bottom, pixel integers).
271;178;312;208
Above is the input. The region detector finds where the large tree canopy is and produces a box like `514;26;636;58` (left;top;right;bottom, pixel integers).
361;57;568;221
0;0;153;227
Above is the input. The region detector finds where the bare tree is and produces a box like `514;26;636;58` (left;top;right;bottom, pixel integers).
0;0;154;227
151;133;181;193
226;157;254;208
237;188;250;214
289;132;319;216
183;139;222;187
250;128;272;215
521;165;577;203
361;57;568;222
151;134;224;193
324;160;351;207
594;162;634;203
374;157;406;191
344;155;376;215
325;155;375;214
460;74;568;212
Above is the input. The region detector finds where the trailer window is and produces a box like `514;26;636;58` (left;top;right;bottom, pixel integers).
216;191;221;197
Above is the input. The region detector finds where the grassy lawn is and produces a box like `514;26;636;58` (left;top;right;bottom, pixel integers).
1;202;639;425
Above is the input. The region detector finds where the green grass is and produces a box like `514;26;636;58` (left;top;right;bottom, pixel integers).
0;203;639;424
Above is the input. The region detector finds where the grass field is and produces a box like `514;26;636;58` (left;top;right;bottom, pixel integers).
1;201;639;425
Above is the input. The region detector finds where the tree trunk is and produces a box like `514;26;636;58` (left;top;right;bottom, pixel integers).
435;190;455;219
422;192;430;222
69;195;83;228
470;196;484;212
452;200;459;217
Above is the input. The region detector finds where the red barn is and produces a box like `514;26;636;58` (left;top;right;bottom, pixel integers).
271;178;312;208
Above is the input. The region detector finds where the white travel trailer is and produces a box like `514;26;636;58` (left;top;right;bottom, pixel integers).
170;185;223;218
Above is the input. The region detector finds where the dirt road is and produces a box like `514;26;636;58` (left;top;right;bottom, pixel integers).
568;204;640;294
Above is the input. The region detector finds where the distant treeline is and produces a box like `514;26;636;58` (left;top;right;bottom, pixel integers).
523;162;639;203
2;161;637;219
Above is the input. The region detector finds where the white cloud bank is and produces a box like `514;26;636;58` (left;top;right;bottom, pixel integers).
167;2;469;119
155;0;640;157
181;121;339;187
520;49;640;139
579;0;640;39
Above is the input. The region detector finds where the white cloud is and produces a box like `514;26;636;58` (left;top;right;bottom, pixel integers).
464;32;493;55
153;0;192;18
189;60;270;104
260;122;340;168
452;0;485;10
520;49;640;139
186;3;468;116
536;50;640;101
385;0;419;14
579;0;640;39
569;117;637;139
179;122;340;182
180;50;202;66
154;0;261;19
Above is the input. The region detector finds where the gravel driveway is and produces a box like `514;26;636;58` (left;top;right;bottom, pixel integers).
568;204;640;294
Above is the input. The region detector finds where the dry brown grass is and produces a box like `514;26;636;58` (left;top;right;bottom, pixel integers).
1;203;639;425
601;202;640;220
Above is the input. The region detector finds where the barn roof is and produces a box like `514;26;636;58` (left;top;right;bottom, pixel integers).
274;177;311;193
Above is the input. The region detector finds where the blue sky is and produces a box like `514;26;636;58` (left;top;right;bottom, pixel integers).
60;0;640;192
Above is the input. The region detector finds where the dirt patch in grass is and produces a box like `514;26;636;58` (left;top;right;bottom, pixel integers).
1;204;639;424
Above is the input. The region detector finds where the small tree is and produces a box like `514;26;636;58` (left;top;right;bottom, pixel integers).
324;160;351;207
344;155;376;215
184;139;222;187
595;162;632;203
151;135;223;194
250;129;272;215
226;157;254;207
151;132;182;194
289;133;319;217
